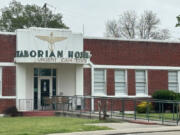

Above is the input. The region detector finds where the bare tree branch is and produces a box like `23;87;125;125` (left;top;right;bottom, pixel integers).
105;19;120;37
137;10;160;39
118;11;137;39
150;29;170;40
104;10;170;40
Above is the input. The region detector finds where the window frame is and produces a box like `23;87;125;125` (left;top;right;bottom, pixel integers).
168;71;179;93
135;70;148;96
94;69;106;96
114;70;127;96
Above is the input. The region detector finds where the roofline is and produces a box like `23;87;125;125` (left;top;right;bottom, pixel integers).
16;27;71;32
0;32;179;44
84;36;180;44
0;31;16;35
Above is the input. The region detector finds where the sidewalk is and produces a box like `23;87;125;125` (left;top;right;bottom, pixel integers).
48;122;180;135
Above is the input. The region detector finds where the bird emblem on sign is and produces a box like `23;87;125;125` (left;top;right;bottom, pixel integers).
35;32;67;52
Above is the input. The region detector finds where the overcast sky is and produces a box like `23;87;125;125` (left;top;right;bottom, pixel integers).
1;0;180;39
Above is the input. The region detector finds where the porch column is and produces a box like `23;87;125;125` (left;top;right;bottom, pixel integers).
91;67;94;111
75;65;84;96
16;64;27;110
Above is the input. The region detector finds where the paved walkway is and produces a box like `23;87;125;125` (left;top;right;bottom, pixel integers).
48;122;180;135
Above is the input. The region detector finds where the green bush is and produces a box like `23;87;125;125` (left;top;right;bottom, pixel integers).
152;90;177;100
152;90;180;112
137;101;153;113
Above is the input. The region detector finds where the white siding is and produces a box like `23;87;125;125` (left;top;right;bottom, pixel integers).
94;69;106;95
168;71;178;92
115;70;127;95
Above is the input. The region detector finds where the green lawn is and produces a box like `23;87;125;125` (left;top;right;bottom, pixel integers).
0;117;111;135
115;112;179;121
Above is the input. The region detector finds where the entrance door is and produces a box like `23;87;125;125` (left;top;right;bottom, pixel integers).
38;77;52;108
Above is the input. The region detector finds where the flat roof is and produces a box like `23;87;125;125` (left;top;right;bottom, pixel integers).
0;31;180;44
0;32;16;35
84;36;180;44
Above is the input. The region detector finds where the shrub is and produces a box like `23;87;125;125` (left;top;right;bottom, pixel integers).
152;90;180;112
137;101;153;113
3;106;22;117
152;90;177;100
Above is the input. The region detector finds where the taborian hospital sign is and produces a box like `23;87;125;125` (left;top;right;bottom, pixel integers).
14;28;91;64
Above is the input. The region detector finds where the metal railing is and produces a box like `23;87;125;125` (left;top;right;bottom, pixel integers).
17;96;180;125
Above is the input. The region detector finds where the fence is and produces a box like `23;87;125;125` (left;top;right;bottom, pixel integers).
17;96;180;125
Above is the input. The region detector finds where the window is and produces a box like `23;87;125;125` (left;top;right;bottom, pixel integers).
115;70;127;95
0;67;2;96
136;70;147;95
94;69;106;95
168;71;178;92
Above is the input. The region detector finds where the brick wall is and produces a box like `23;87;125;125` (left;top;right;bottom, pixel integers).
0;99;16;113
0;35;175;112
2;66;16;96
128;70;136;95
0;34;16;62
84;68;91;96
83;68;169;97
148;70;168;95
107;69;115;96
83;39;173;98
84;39;180;66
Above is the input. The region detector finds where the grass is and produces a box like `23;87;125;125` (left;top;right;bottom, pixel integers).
114;112;179;121
0;116;111;135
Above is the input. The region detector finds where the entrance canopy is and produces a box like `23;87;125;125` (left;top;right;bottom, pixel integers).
14;28;90;111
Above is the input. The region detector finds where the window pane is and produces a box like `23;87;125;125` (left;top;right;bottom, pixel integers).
39;69;51;76
168;71;177;82
136;71;145;82
94;83;105;94
115;83;126;94
115;70;126;95
53;77;56;96
168;71;178;92
34;68;38;76
53;69;56;76
34;77;38;110
34;77;38;91
136;82;145;95
115;82;125;89
168;83;178;92
115;70;125;82
136;71;146;95
94;89;105;94
136;70;146;95
94;69;105;95
94;70;104;82
94;82;104;90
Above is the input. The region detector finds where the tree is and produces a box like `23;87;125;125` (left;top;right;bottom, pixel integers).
118;11;137;39
0;0;68;32
137;11;160;39
150;29;170;40
105;10;170;40
105;19;120;38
